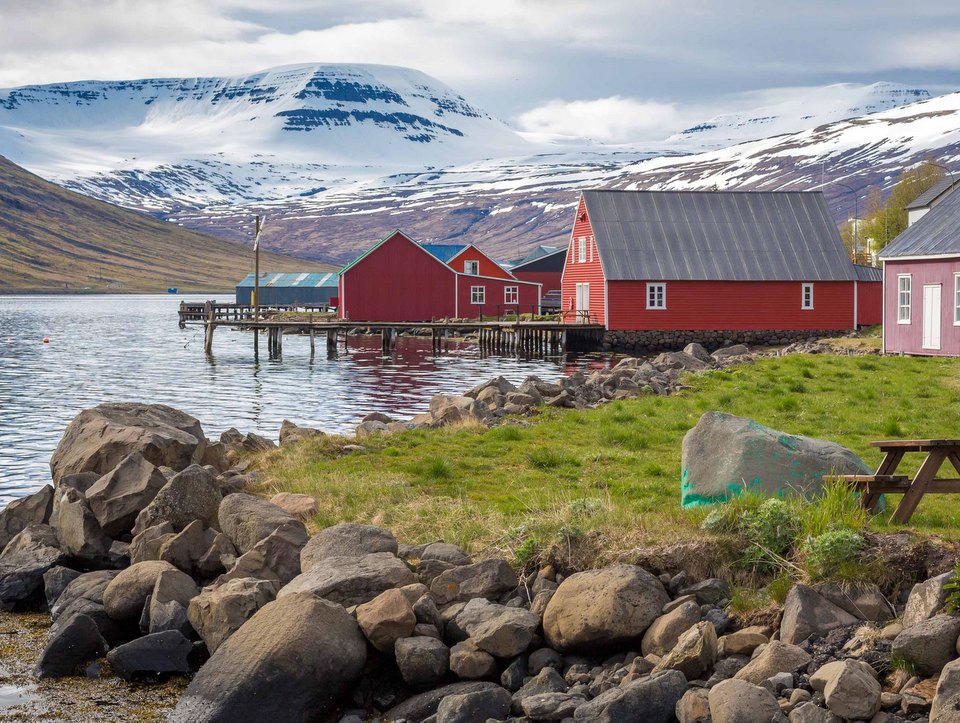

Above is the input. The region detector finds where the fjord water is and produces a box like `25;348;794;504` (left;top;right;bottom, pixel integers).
0;294;572;506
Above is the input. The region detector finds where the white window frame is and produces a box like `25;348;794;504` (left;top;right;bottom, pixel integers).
588;236;593;263
801;283;814;310
470;286;485;305
504;286;518;304
898;274;912;324
570;238;576;264
646;282;666;310
464;260;479;276
578;237;586;263
954;274;960;326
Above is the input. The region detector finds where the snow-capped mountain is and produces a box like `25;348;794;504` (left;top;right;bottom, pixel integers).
664;82;932;151
0;63;530;211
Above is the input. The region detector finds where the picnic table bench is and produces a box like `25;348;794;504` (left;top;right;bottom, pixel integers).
827;439;960;523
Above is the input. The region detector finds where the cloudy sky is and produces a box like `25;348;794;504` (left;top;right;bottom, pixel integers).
2;0;960;142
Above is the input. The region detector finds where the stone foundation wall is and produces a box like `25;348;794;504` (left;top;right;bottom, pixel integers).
602;329;847;353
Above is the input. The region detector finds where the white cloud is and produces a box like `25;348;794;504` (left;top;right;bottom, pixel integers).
516;97;687;143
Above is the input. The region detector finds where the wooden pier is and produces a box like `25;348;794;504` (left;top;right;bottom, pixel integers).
178;302;604;358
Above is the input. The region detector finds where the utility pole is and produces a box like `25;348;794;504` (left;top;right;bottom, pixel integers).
253;215;264;321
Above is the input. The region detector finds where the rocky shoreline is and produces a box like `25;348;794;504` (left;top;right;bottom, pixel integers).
2;340;950;723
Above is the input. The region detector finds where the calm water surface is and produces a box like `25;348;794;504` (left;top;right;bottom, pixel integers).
0;294;602;506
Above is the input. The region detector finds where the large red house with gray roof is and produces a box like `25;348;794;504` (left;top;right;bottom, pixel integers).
338;230;541;322
561;190;881;349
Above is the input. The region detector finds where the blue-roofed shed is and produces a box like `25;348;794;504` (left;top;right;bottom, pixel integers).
419;243;467;263
235;271;339;306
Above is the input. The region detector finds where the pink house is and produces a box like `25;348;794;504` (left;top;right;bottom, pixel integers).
881;180;960;355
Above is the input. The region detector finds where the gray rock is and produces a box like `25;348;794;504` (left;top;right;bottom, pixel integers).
300;523;398;571
50;403;207;484
891;613;960;677
931;657;960;723
653;620;718;680
456;598;540;658
217;522;307;586
170;593;367;723
675;688;711;723
522;692;585;720
106;630;193;680
133;464;222;535
278;420;323;446
678;578;730;605
902;572;953;628
187;577;278;654
2;523;59;557
158;520;219;575
384;682;504;722
421;542;471;566
652;351;710;372
708;678;780;723
680;412;870;507
50;570;118;624
780;584;859;645
0;485;53;550
279;552;416;607
149;568;199;636
819;659;881;720
684;343;713;363
356;588;416;652
573;669;687;723
788;703;842;722
34;612;108;679
0;542;64;610
53;487;111;562
43;566;82;609
512;668;568;715
395;636;450;686
813;581;894;623
642;600;701;656
501;655;528;690
762;671;794;695
102;560;179;621
735;641;812;684
528;647;564;675
543;565;669;653
130;522;176;564
430;558;518;605
712;344;750;360
436;686;511;723
85;452;168;537
218;493;306;554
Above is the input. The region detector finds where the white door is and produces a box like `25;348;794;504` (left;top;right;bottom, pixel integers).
575;283;590;320
923;284;941;350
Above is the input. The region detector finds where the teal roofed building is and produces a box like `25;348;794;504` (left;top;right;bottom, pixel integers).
235;272;339;306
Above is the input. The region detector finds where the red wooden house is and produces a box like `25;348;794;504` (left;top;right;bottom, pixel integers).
338;230;541;322
561;190;881;347
510;245;566;294
881;181;960;356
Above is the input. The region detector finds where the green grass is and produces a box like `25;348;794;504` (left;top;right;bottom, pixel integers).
257;354;960;567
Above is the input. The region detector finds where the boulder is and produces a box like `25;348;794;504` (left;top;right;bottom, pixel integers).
356;588;416;652
788;703;842;722
106;630;193;680
130;522;176;564
279;552;416;607
780;584;859;644
449;639;498;679
891;613;960;677
676;688;712;723
133;464;222;534
278;421;323;446
50;570;120;637
813;581;895;623
170;593;367;723
430;558;518;604
512;668;568;715
819;659;882;719
34;612;108;678
712;344;750;360
931;657;960;723
528;648;563;676
157;520;219;575
708;678;780;723
456;598;540;658
103;560;179;621
903;572;953;628
652;351;710;372
149;568;199;636
384;682;505;722
678;577;730;605
53;487;111;562
85;452;168;537
573;669;686;723
300;523;398;570
414;541;471;566
436;686;512;723
543;565;669;653
653;621;718;680
0;485;53;549
43;566;82;609
268;492;318;521
683;343;713;363
187;577;278;654
218;523;307;586
50;403;207;483
641;599;701;656
680;412;871;507
522;692;585;720
717;627;769;657
3;523;59;556
218;493;306;554
0;541;64;610
734;640;812;684
395;636;450;686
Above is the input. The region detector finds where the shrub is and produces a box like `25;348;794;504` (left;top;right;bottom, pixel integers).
526;449;578;469
745;498;798;555
803;527;864;580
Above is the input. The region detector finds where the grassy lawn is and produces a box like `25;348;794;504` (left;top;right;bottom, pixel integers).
255;353;960;570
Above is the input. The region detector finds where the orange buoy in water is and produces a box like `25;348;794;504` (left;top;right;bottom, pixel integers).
42;337;50;344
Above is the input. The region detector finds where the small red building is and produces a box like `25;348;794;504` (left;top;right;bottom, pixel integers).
881;181;960;356
561;190;881;349
339;230;541;322
511;245;566;294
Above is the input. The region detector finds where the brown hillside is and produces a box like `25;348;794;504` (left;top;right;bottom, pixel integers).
0;155;332;292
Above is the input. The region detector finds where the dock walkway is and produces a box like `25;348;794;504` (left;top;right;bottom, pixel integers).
178;302;605;357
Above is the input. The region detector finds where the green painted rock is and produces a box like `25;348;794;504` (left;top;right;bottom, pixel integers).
680;412;871;508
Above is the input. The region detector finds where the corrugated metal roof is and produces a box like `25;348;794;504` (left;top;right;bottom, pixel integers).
881;187;960;258
581;190;857;281
419;243;467;263
236;272;339;288
513;245;562;265
904;177;958;210
854;265;882;282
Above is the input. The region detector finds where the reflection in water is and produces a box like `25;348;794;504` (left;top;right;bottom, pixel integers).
0;294;615;505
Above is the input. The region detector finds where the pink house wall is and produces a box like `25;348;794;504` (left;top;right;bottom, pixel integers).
883;257;960;356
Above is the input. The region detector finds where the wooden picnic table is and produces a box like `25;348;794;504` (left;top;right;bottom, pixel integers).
828;440;960;523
